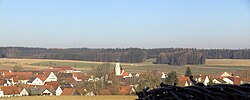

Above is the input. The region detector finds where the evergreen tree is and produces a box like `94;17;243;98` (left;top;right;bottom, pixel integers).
185;67;192;77
165;71;178;85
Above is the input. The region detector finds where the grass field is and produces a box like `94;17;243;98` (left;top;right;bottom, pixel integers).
0;58;249;75
0;96;137;100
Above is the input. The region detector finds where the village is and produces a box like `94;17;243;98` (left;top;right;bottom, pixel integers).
0;61;249;98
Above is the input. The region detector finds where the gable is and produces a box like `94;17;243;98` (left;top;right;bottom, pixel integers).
43;89;52;94
56;86;62;92
221;72;231;77
32;77;44;85
20;88;29;95
45;72;57;82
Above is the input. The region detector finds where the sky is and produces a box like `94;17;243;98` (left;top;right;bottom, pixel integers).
0;0;250;49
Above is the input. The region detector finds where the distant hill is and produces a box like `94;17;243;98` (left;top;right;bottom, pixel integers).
0;47;250;65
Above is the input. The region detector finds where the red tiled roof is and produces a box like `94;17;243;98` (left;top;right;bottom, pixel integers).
2;72;14;76
17;76;30;80
14;72;33;76
178;76;190;87
29;85;54;90
0;69;8;73
122;72;129;77
35;72;55;81
72;73;91;80
2;72;33;77
228;76;241;85
45;81;60;89
119;86;132;95
61;88;76;95
13;77;18;82
0;86;20;95
18;84;30;89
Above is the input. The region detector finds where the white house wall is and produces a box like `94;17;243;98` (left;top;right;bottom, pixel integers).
0;90;3;97
44;72;58;83
20;88;29;96
223;78;233;84
56;86;63;96
30;77;44;85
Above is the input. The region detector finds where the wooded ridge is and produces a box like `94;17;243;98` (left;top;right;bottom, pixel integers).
0;47;250;65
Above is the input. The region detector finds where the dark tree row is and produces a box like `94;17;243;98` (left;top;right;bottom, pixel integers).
202;49;250;59
0;47;147;63
0;47;250;65
155;50;205;65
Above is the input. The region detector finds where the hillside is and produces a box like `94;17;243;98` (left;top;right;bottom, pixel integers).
0;58;249;75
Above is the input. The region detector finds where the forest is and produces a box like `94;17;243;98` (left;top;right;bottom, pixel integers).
0;47;250;65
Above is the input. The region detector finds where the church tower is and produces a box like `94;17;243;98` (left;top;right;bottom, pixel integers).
115;61;121;76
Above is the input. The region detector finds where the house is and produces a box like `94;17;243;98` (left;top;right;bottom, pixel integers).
44;81;60;91
228;76;241;85
72;73;91;81
0;89;3;97
3;78;14;86
1;72;32;85
118;86;135;95
27;77;44;85
203;76;210;86
192;75;210;86
178;76;192;87
55;86;63;96
28;72;58;85
44;81;62;96
17;76;30;84
19;88;29;96
43;72;58;83
61;88;78;95
28;86;53;96
223;77;234;84
213;71;232;78
212;78;226;84
72;73;83;82
114;62;133;78
0;86;21;97
161;72;166;79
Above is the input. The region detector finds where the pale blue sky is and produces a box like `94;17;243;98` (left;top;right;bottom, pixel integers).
0;0;250;49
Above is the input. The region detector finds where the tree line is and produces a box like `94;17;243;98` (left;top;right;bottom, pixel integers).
155;50;205;65
0;47;250;65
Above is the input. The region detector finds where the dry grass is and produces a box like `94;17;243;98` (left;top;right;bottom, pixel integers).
1;96;137;100
206;59;250;67
0;58;250;75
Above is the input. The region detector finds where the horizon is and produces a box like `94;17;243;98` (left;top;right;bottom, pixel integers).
1;0;250;49
0;46;249;50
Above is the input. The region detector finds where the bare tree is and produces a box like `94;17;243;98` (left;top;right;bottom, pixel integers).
94;63;111;79
93;63;111;88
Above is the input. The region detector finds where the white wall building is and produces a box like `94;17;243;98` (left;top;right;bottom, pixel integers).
115;62;121;76
28;77;44;85
44;72;58;83
56;86;63;96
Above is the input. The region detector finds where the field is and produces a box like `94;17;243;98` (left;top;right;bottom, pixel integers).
0;58;250;75
0;96;137;100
